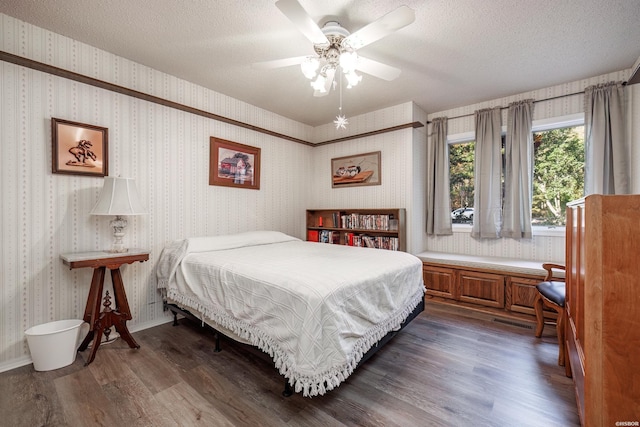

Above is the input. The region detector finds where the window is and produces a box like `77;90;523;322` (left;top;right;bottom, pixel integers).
449;141;474;223
447;114;584;228
532;126;584;225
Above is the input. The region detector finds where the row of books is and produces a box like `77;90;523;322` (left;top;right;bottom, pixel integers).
348;234;400;251
307;230;399;251
340;213;397;231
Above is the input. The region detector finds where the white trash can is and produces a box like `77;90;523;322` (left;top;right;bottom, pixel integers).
25;319;85;371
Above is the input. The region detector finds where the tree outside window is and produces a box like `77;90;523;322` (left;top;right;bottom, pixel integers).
532;126;584;225
449;141;474;223
448;125;584;227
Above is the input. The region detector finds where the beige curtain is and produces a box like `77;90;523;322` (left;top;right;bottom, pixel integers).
471;107;502;239
584;81;629;195
426;117;452;235
503;99;534;239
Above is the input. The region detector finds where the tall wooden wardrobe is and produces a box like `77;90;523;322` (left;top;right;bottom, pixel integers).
565;195;640;426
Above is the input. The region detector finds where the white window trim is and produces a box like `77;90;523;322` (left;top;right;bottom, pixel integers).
447;113;585;236
531;113;584;133
446;112;584;143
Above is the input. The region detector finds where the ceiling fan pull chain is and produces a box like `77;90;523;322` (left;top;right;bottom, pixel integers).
334;68;349;130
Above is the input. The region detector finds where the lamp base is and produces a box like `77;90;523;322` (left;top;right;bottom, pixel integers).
109;216;129;253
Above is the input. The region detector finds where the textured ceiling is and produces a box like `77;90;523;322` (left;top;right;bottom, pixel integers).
1;0;640;126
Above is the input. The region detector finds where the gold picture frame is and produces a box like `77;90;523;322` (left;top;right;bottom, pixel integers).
209;137;261;190
52;118;108;177
331;151;381;188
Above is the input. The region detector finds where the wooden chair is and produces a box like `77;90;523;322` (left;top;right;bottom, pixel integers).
534;263;566;366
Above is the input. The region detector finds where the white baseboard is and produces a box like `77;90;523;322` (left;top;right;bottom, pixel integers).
0;355;33;373
128;315;174;334
0;314;175;374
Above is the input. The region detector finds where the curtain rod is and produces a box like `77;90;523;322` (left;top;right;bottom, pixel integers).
430;90;584;123
428;80;629;124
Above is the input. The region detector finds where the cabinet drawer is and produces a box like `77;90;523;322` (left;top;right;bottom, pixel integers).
458;270;505;308
506;276;540;316
423;265;456;300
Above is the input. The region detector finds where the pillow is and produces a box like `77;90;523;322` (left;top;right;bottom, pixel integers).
185;230;299;253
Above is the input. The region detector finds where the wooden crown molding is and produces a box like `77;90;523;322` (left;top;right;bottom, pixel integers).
0;50;423;146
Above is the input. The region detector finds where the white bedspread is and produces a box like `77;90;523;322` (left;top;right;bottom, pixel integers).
156;231;425;396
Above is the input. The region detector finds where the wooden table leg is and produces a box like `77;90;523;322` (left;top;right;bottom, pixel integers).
78;267;105;353
110;268;140;349
83;318;104;366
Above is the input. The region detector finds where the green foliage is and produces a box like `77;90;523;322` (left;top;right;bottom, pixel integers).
449;142;475;210
532;127;584;225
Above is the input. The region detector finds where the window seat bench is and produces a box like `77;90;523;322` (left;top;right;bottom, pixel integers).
416;251;560;319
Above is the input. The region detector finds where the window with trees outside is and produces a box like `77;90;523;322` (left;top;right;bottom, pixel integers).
449;122;584;227
532;126;584;225
449;141;475;224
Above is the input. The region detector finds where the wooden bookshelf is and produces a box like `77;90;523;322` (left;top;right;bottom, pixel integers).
306;208;406;251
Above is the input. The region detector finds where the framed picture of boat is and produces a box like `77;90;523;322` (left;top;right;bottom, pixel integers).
331;151;381;188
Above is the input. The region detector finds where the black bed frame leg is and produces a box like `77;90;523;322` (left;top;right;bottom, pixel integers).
214;333;221;352
282;380;293;397
172;311;179;326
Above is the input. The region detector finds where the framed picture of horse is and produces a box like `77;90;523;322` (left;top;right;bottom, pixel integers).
52;118;108;177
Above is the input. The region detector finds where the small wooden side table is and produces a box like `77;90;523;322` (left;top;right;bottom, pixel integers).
60;249;149;365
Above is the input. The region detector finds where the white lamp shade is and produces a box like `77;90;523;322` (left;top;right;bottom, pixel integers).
90;177;147;216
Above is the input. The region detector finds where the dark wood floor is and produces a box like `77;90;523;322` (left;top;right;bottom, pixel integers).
0;302;580;426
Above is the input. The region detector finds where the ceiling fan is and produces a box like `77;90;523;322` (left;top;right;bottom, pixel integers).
254;0;415;97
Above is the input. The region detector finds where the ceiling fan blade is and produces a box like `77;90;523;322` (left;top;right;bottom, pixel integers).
252;56;309;70
276;0;329;45
356;56;402;81
343;5;415;50
314;68;336;97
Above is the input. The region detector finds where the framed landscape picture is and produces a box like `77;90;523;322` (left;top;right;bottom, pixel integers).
52;118;108;176
331;151;381;188
209;137;261;190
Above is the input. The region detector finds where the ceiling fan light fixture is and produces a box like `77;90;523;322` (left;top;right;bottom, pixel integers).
271;1;414;98
301;56;319;79
345;70;362;88
339;51;358;73
311;74;327;92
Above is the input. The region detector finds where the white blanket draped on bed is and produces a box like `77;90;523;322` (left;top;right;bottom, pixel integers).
156;231;425;397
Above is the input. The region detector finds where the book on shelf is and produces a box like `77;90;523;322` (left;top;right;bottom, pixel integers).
307;230;319;242
318;230;340;244
332;211;340;228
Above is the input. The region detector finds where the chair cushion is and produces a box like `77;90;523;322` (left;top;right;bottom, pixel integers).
536;281;566;307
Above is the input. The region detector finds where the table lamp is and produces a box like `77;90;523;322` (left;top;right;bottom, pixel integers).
89;177;147;253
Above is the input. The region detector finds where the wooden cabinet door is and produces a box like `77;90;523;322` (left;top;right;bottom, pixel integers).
423;264;456;300
458;270;505;308
505;276;541;316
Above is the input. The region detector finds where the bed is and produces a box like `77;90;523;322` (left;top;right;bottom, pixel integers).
155;230;425;397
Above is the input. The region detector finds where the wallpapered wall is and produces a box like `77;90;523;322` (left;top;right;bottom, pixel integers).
424;69;637;261
0;14;318;369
